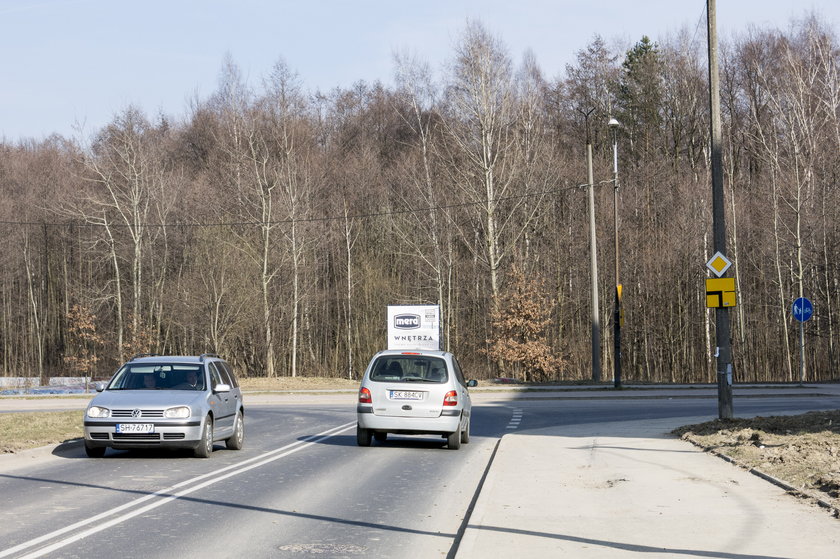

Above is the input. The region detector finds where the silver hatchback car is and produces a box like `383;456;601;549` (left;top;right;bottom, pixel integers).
356;350;477;449
83;354;245;458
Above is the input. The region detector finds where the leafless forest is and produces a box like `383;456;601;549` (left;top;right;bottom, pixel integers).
1;17;838;383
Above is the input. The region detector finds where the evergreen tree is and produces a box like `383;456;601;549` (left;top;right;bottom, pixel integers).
618;36;664;159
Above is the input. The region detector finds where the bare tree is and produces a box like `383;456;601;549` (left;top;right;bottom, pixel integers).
439;21;520;309
77;107;164;362
262;59;318;377
210;56;284;377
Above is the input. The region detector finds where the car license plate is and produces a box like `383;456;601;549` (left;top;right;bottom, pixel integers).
390;390;422;400
116;423;154;433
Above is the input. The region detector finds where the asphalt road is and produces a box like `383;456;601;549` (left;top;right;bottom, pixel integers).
1;389;837;559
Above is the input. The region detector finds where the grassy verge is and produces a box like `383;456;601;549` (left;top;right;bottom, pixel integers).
0;410;84;453
238;376;359;392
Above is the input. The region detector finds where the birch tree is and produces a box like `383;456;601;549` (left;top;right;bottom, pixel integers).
211;57;283;377
440;21;519;309
80;107;163;361
262;59;317;377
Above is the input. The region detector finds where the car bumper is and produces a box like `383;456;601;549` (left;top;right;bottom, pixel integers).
356;408;463;435
84;419;204;450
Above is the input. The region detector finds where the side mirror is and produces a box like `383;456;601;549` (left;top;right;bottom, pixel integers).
94;382;107;392
214;383;231;393
467;379;478;387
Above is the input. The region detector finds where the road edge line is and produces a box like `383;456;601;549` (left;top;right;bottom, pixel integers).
446;436;502;559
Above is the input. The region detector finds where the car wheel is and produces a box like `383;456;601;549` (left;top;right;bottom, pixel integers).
84;441;106;458
226;410;245;450
447;429;461;450
374;432;387;442
194;416;214;458
460;418;470;444
357;425;372;447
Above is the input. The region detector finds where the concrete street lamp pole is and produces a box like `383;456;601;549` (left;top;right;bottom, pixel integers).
581;108;601;383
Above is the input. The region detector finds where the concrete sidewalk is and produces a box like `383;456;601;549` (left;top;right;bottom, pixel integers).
455;415;840;559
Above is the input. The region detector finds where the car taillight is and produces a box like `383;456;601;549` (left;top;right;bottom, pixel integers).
443;390;458;406
359;387;372;404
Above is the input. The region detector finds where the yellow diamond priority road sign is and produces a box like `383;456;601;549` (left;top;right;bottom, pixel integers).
706;251;731;277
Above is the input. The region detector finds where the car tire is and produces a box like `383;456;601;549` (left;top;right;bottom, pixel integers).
225;410;245;450
194;416;214;458
84;441;106;458
374;432;387;442
460;418;470;444
447;430;461;450
357;425;372;447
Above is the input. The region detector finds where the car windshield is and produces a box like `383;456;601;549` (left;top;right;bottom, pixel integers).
369;356;447;383
107;364;205;391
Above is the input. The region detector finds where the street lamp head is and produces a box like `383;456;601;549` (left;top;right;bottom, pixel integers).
608;117;620;129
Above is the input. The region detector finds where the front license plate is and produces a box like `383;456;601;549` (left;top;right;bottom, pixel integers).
116;423;154;433
390;390;423;400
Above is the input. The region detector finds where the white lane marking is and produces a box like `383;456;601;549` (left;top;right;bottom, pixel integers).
0;421;356;559
506;408;523;429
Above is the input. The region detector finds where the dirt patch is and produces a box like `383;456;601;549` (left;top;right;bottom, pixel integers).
673;410;840;515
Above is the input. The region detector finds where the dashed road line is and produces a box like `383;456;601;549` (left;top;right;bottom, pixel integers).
505;408;523;430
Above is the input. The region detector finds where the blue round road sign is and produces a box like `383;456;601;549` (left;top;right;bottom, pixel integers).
792;297;813;322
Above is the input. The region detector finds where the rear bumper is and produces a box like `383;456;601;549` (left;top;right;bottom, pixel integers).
357;409;463;435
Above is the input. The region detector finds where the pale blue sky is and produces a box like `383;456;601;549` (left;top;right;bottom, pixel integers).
1;0;836;141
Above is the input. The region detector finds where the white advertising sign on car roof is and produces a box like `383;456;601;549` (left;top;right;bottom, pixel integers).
387;305;440;350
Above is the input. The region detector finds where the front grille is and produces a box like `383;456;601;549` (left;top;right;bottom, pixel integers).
163;433;186;440
113;433;160;441
111;409;165;418
89;432;109;440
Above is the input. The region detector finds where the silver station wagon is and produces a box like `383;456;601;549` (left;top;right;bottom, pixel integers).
356;349;477;449
83;354;244;458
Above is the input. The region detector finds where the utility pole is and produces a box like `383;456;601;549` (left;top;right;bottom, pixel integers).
580;108;601;383
707;0;733;418
609;117;622;388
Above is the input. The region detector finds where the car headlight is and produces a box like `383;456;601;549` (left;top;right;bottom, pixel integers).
87;406;110;418
164;406;191;419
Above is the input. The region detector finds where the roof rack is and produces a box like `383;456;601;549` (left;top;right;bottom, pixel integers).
199;353;220;362
130;353;160;361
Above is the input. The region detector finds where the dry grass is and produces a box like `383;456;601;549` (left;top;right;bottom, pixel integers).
239;376;359;392
0;410;84;453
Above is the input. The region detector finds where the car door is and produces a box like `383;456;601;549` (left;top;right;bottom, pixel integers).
208;362;236;437
218;360;243;410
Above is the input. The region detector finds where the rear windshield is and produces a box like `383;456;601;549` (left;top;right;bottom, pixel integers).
369;355;448;383
107;364;205;391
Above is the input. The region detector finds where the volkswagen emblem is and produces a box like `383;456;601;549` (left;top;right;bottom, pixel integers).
131;408;142;418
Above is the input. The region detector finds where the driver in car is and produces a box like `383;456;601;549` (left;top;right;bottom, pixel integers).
175;370;201;390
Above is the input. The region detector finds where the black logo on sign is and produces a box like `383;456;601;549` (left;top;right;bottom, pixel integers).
394;314;421;329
